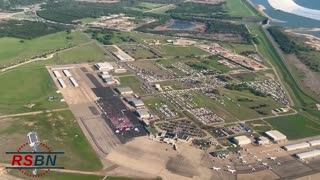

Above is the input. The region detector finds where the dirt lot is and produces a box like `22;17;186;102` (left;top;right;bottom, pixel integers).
106;137;215;180
238;170;279;180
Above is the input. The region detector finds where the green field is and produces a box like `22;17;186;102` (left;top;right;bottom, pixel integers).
0;67;66;114
153;45;209;57
218;88;283;120
245;120;272;132
267;114;320;140
118;45;160;60
0;31;90;67
137;2;166;10
0;110;102;171
50;42;111;64
119;76;145;95
225;0;259;17
185;56;235;73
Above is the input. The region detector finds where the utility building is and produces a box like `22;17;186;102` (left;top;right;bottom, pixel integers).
265;130;287;142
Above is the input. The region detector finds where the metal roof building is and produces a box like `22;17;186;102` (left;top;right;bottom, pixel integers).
265;130;287;142
63;69;72;77
308;139;320;147
296;150;320;159
128;98;144;108
135;109;150;119
283;142;310;151
95;62;114;71
53;70;62;78
233;135;251;146
115;86;133;95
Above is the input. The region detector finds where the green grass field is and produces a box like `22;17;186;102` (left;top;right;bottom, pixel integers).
153;45;209;57
0;67;66;114
218;88;283;120
225;0;259;17
0;110;102;171
0;31;90;67
267;114;320;140
138;2;166;10
118;45;159;60
119;76;145;95
245;120;272;132
50;42;111;64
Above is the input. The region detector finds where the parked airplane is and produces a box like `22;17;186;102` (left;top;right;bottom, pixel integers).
269;157;277;161
228;169;236;174
212;167;221;171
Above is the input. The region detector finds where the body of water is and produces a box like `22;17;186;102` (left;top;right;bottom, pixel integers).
250;0;320;37
169;21;195;29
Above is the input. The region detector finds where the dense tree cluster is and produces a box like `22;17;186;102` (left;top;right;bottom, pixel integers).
0;20;69;39
37;0;137;24
268;26;319;72
225;84;268;97
206;20;252;43
0;0;44;11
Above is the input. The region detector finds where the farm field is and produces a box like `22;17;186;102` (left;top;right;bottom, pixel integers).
0;67;66;114
0;110;103;171
267;114;320;140
0;31;90;67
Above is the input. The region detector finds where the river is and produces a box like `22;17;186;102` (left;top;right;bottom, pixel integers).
250;0;320;37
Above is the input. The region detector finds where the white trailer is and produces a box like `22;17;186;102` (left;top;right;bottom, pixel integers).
53;70;62;78
308;139;320;147
283;142;310;151
69;77;79;87
57;78;66;88
63;69;72;77
296;150;320;159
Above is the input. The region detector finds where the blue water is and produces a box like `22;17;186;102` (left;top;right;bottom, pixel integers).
293;0;320;9
250;0;320;37
169;21;194;29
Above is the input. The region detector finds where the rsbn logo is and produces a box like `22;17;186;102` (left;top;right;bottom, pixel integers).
5;132;64;177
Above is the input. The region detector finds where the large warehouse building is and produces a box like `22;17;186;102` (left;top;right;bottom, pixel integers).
265;130;287;142
283;142;310;151
95;62;114;71
296;150;320;160
233;135;251;146
308;139;320;147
